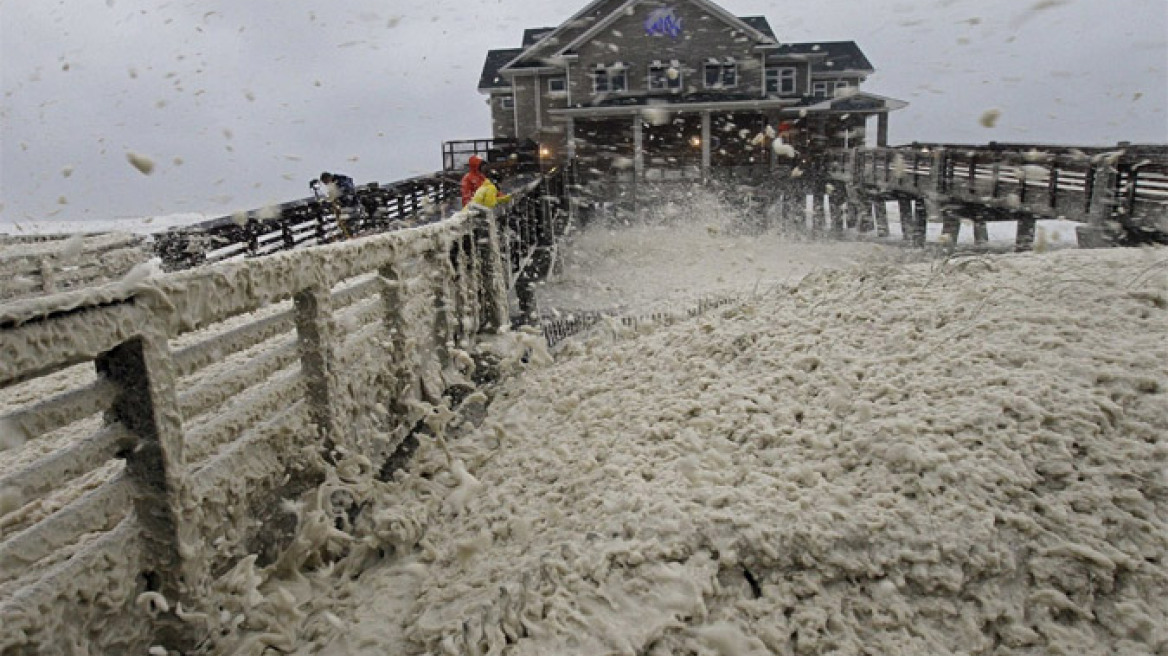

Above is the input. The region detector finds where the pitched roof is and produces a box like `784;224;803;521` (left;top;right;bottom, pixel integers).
738;16;776;40
522;28;556;47
478;48;524;91
508;0;629;68
773;41;874;73
505;0;778;72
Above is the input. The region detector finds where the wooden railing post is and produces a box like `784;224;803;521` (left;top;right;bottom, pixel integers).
841;164;863;233
973;214;990;245
95;315;195;649
293;282;342;452
474;211;510;332
378;256;422;405
426;237;456;370
873;198;890;237
1089;162;1119;225
1078;159;1121;247
920;148;950;247
930;148;948;196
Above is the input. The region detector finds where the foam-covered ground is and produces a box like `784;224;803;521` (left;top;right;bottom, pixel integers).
210;240;1167;655
536;195;1079;316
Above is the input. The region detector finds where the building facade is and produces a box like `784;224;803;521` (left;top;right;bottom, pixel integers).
477;0;907;177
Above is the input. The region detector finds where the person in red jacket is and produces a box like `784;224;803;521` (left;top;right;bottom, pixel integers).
460;155;487;207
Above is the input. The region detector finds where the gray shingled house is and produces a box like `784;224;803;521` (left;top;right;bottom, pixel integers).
477;0;907;177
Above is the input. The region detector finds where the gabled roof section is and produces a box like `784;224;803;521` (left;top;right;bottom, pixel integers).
553;0;779;59
773;41;874;73
739;16;776;40
479;48;524;92
503;0;629;71
504;0;778;72
522;28;557;47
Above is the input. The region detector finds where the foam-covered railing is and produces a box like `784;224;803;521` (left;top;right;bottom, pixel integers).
0;183;568;652
0;232;151;302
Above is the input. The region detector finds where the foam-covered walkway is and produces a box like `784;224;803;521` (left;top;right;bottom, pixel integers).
205;212;1166;655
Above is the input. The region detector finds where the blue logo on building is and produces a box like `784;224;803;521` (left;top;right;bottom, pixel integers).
645;8;683;38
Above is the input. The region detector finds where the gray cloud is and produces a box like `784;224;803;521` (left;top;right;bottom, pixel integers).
2;0;1165;226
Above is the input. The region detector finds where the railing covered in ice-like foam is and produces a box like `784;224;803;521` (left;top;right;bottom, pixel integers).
0;168;570;653
0;232;152;302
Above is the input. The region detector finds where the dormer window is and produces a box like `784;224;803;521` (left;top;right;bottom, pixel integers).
548;76;567;95
649;60;682;91
704;57;737;89
593;63;627;94
766;67;797;95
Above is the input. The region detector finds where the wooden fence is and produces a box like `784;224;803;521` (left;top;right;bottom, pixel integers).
0;232;151;302
826;143;1168;248
155;172;462;271
0;170;570;653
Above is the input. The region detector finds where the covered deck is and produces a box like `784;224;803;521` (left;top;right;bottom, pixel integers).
549;92;907;182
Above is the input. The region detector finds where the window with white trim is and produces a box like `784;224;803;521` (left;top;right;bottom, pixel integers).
765;67;797;95
812;80;853;98
649;60;682;91
593;64;628;94
500;95;514;109
611;65;627;92
547;76;567;95
704;58;737;89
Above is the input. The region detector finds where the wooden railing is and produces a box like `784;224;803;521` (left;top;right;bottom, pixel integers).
441;137;538;173
827;144;1168;245
0;169;571;653
0;233;151;302
155;173;461;271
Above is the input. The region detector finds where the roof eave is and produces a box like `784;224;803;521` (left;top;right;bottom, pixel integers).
813;68;876;77
549;97;801;117
500;65;566;77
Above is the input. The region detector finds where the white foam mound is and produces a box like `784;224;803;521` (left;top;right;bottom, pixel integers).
219;245;1166;655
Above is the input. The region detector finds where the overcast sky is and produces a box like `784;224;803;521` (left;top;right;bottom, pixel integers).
1;0;1165;226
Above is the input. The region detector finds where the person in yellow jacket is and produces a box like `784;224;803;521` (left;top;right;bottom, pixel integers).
470;177;511;209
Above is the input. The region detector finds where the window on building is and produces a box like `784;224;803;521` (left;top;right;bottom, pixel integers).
500;95;514;109
704;62;720;88
594;66;610;93
765;67;797;95
722;59;737;88
649;60;682;91
610;64;628;92
704;58;737;89
593;64;627;94
811;80;852;99
548;77;567;95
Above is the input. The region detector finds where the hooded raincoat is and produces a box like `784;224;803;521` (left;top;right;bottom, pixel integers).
460;156;487;207
470;179;510;208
